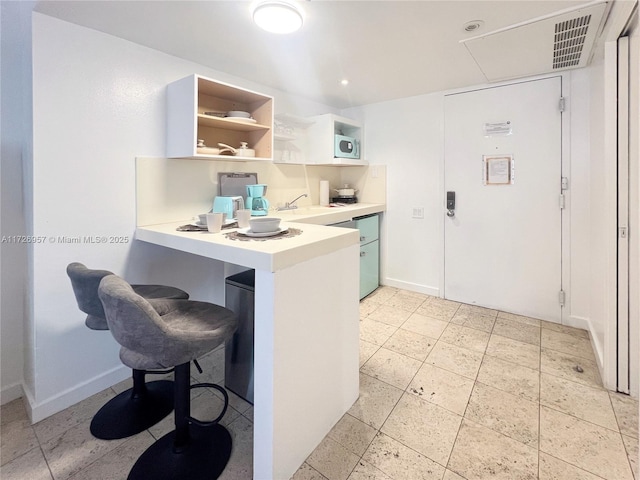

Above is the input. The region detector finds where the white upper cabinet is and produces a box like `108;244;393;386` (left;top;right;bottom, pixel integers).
166;74;274;161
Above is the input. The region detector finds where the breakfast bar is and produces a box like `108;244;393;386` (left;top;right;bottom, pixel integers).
135;219;361;479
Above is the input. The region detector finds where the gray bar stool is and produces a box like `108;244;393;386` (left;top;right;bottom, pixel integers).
99;274;238;480
66;262;189;440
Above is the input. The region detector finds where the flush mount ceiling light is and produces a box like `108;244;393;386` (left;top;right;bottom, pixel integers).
252;1;304;34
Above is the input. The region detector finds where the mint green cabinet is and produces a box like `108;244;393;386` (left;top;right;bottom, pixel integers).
355;215;379;299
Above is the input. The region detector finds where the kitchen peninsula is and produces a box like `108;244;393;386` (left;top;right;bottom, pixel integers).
136;203;384;479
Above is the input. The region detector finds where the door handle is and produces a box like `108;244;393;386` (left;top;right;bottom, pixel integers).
446;191;456;217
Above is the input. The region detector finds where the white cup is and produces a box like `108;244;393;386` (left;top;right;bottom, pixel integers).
236;209;251;228
206;212;224;233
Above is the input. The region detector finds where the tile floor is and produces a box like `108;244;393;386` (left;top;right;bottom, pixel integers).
1;286;638;480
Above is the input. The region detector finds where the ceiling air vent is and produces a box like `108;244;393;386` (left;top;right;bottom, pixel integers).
462;2;608;82
553;15;592;69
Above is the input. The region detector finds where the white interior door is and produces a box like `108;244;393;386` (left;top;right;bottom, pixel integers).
444;77;563;322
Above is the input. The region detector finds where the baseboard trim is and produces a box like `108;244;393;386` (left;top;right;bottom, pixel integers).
564;314;591;332
25;364;130;423
382;278;439;297
564;314;612;391
583;317;608;389
1;381;24;406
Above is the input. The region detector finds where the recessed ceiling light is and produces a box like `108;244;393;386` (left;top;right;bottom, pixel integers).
252;1;304;34
463;20;485;33
340;79;349;86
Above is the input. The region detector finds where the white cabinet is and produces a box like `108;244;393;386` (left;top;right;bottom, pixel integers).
166;74;273;161
306;114;367;166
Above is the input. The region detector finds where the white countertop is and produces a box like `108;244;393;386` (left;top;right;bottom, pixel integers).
135;203;384;272
272;202;384;225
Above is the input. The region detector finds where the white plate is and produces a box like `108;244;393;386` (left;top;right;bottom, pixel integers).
226;110;251;118
224;117;257;124
237;227;288;238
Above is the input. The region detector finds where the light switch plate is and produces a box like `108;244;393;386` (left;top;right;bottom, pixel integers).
412;207;424;219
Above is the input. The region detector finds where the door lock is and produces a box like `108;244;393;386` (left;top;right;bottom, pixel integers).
446;191;456;217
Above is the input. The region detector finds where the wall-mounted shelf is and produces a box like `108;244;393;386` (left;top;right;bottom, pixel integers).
314;158;369;166
274;133;297;142
273;113;315;143
306;114;366;166
167;74;273;161
275;113;316;127
197;114;271;132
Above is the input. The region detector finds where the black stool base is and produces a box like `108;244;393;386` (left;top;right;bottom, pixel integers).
90;380;174;440
127;424;232;480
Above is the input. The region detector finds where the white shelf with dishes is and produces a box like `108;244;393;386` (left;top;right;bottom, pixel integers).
166;74;273;161
272;113;315;164
273;113;315;140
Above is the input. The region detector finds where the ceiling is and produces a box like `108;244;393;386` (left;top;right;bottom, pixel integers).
34;0;616;108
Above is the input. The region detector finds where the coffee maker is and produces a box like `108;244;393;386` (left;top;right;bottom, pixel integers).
246;184;270;216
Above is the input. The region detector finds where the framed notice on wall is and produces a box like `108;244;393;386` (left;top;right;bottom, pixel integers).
483;155;514;185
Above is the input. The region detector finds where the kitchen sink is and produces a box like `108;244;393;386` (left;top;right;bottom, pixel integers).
277;205;333;215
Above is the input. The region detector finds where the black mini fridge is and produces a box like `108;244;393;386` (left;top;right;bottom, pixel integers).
224;269;255;404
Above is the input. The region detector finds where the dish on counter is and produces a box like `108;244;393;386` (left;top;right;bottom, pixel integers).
237;227;288;238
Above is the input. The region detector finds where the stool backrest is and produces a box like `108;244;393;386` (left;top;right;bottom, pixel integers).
67;262;114;319
98;275;170;358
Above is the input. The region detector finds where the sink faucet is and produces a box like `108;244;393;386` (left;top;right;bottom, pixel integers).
277;193;308;211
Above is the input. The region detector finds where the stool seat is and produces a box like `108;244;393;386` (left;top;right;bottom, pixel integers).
66;262;189;440
118;298;237;370
99;274;238;480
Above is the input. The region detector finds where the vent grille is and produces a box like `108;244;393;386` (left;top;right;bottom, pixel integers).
553;15;591;69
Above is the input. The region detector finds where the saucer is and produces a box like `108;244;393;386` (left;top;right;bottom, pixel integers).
237;227;288;238
195;219;236;227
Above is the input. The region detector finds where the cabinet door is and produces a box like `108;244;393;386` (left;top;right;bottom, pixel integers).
355;215;379;244
360;240;379;299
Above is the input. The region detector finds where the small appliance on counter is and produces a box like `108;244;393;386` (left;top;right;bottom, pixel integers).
334;134;360;159
331;183;358;204
218;172;258;202
212;196;244;219
331;196;358;204
246;184;270;216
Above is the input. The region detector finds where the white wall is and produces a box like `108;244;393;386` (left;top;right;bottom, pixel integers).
628;8;640;399
344;94;444;295
22;12;338;421
582;42;619;388
0;0;35;405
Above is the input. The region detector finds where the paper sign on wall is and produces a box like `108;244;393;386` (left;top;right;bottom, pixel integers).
484;121;512;136
483;155;514;185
